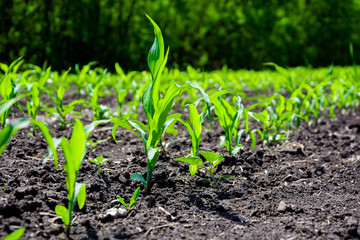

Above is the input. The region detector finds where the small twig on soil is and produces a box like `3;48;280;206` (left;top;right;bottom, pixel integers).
158;206;176;221
325;192;333;198
252;182;265;189
39;212;58;217
25;155;42;161
143;223;179;237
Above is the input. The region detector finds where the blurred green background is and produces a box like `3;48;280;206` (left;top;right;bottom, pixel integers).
1;0;359;71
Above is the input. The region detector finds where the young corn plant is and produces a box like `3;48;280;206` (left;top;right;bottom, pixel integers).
112;14;184;195
43;85;84;130
74;62;97;95
175;151;233;189
175;104;203;174
212;93;244;156
0;57;24;128
250;94;293;145
89;156;108;175
86;68;110;121
114;63;140;119
54;118;87;236
116;186;141;211
25;67;51;135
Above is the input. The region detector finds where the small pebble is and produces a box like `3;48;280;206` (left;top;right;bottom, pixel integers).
277;201;291;212
99;208;128;222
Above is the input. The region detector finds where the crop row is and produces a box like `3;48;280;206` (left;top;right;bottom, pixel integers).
0;15;359;238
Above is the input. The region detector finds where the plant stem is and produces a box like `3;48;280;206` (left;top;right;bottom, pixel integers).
145;170;152;195
66;224;70;237
159;138;167;157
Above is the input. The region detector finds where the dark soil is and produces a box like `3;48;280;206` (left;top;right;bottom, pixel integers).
1;95;360;239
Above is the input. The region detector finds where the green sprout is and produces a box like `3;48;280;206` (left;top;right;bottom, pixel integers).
89;156;108;175
86;68;110;121
212;93;244;156
54;118;87;236
87;137;110;153
0;57;24;128
116;186;141;211
175;151;234;189
250;94;293;145
25;66;51;135
42;85;84;130
111;14;184;195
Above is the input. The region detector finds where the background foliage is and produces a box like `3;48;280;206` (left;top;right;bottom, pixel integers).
0;0;359;70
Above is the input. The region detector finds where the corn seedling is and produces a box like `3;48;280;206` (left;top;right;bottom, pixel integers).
116;186;141;211
89;156;108;175
250;94;293;145
0;57;24;128
112;14;185;195
212;93;244;156
25;67;51;135
54;118;87;236
176;104;203;174
42;85;84;130
175;151;234;189
86;68;110;121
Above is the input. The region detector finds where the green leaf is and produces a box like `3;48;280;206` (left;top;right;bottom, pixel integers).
57;85;65;101
0;118;30;156
174;157;203;166
89;159;98;164
129;120;149;133
6;57;23;75
219;135;226;147
116;195;129;210
160;114;181;137
275;95;286;114
198;178;212;184
0;125;12;156
95;156;106;163
111;118;142;143
251;112;268;124
232;145;242;155
152;47;169;107
115;62;126;79
55;205;70;225
128;120;148;145
209;90;233;101
189;104;202;140
199;151;222;164
147;83;182;149
147;146;159;171
249;130;257;149
84;119;110;139
129;186;141;209
146;14;164;81
69;118;86;172
75;183;86;209
189;82;211;119
43;137;62;165
130;173;146;187
0;77;12;100
30;120;58;169
217;175;235;184
2;228;25;240
189;165;198;176
0;95;27;116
